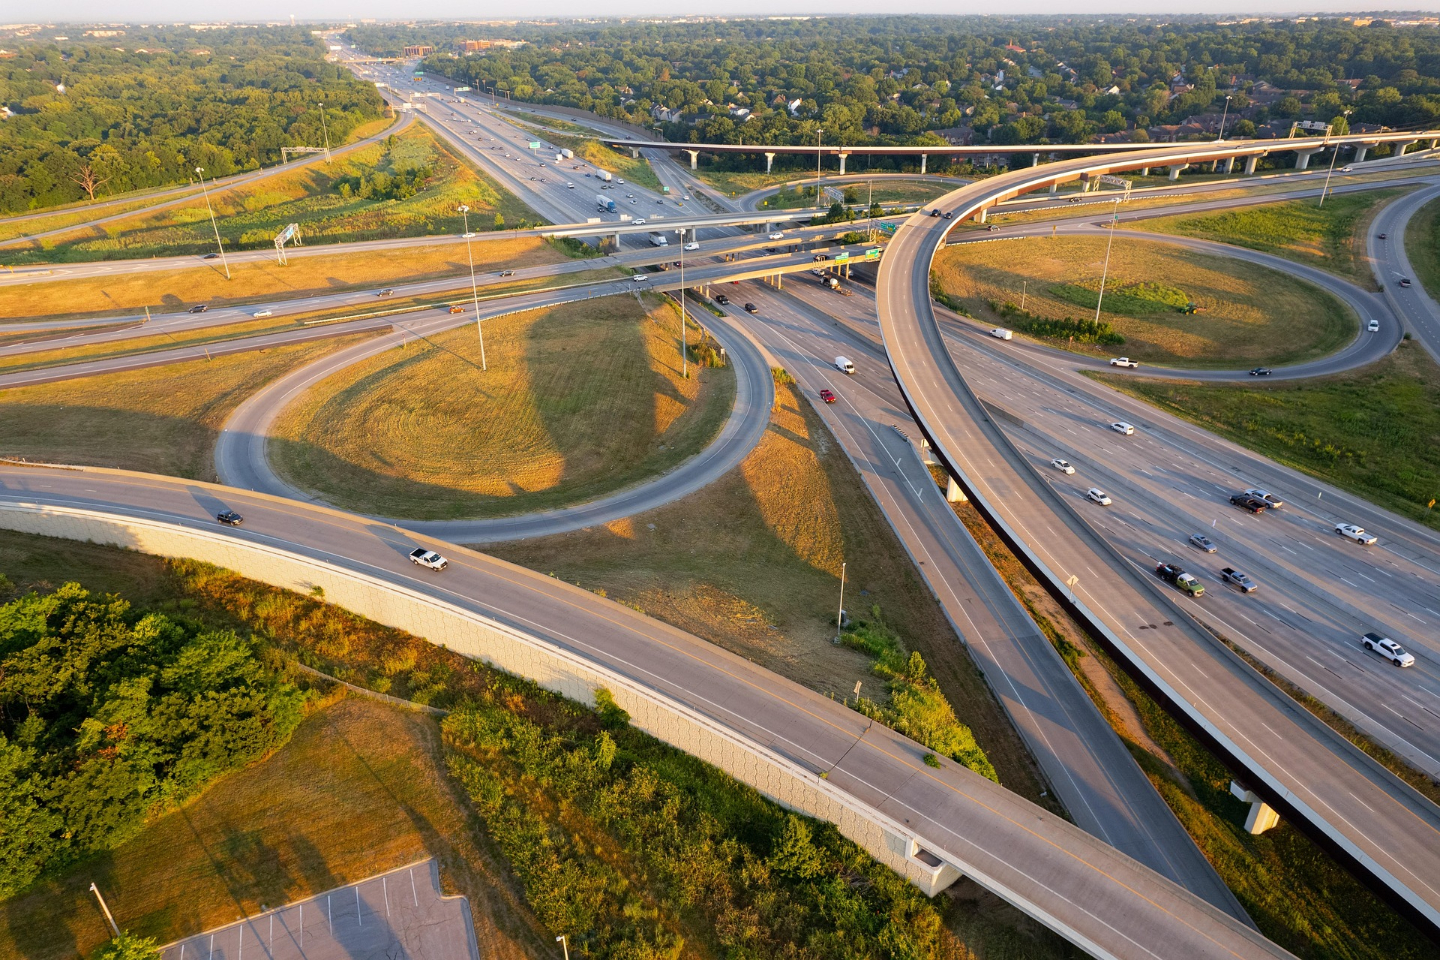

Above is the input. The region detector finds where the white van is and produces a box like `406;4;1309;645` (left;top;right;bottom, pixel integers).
991;327;1012;340
835;356;856;374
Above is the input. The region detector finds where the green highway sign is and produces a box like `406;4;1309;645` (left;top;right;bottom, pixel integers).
528;141;542;149
835;252;851;263
865;248;881;260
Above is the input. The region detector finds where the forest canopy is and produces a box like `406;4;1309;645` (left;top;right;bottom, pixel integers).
0;27;385;213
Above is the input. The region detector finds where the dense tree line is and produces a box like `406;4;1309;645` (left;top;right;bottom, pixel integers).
351;16;1440;153
0;27;385;214
0;582;305;896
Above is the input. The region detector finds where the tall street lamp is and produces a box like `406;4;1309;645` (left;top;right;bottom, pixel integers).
458;204;487;370
1319;109;1352;209
676;227;688;379
815;128;824;209
194;166;231;280
317;102;332;161
1092;198;1122;324
1217;95;1232;141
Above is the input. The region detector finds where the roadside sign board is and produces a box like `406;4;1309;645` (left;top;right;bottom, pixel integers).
835;252;851;263
528;141;542;150
865;248;881;260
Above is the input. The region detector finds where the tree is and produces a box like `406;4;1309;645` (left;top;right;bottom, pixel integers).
91;932;160;960
68;163;110;202
768;815;824;879
1329;114;1350;136
493;213;505;229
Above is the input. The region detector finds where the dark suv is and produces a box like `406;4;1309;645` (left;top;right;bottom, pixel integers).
1229;493;1268;514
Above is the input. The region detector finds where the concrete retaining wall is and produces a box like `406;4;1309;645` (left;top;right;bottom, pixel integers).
0;503;959;897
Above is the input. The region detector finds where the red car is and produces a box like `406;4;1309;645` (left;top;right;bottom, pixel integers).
819;389;836;404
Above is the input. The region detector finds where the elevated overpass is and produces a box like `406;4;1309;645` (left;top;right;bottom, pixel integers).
608;129;1438;174
876;135;1440;937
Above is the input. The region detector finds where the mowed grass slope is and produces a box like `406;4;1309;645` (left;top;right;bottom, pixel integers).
6;123;540;264
1405;194;1440;300
1093;342;1440;531
490;378;1050;807
271;295;735;520
1;236;568;322
0;334;376;480
1135;189;1397;286
933;235;1355;367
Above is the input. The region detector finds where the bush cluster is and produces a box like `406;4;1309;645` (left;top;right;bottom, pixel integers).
990;300;1126;345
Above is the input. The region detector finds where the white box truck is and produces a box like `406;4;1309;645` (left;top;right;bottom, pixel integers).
598;170;613;182
648;232;669;247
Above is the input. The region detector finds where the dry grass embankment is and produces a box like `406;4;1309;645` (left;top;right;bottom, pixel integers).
271;295;735;520
0;236;569;323
932;235;1354;367
0;334;378;480
5;123;539;265
489;377;1049;805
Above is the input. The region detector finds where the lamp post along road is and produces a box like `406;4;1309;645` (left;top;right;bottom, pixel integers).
194;166;231;280
317;102;332;161
458;204;487;371
1319;111;1350;208
1217;95;1232;140
1093;198;1121;324
815;128;824;208
677;228;688;378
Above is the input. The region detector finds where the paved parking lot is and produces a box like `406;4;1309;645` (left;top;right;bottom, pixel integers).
159;858;477;960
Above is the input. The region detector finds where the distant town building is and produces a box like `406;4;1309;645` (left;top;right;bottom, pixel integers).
403;44;433;58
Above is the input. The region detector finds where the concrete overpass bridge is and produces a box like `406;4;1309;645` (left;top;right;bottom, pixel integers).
607;129;1440;174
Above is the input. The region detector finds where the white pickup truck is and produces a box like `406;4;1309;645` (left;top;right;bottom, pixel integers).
1109;357;1139;368
409;548;449;571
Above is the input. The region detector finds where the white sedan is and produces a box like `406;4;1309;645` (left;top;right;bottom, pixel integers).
1051;458;1075;475
1335;523;1377;545
768;231;785;240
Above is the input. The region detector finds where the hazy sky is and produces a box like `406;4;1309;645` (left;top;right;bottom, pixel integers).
30;2;1440;23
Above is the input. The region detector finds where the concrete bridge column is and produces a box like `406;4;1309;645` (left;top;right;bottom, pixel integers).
1292;147;1323;170
1396;139;1419;157
630;147;641;159
1049;182;1058;194
1353;144;1369;163
1243;154;1263;175
1230;782;1281;835
975;206;987;224
1222;156;1235;174
1139;167;1150;177
1033;152;1040;168
919;154;927;175
686;149;699;170
838;152;850;175
1167;163;1188;180
764;152;776;173
946;476;969;503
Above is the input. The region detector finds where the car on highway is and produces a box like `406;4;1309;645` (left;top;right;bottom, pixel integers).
684;242;700;251
944;212;954;219
253;309;273;318
498;270;515;277
633;218;647;225
632;274;648;282
377;288;394;297
1378;233;1387;240
1243;488;1284;509
1399;278;1413;288
409;548;449;571
1249;367;1271;376
618;178;626;184
683;195;691;201
819;388;837;403
744;302;759;313
203;253;220;260
1221;567;1258;592
1051;458;1075;474
188;304;208;313
1109;357;1140;368
1086;488;1112;505
1155;562;1206;597
1229;494;1268;513
215;510;243;526
1335;523;1377;545
929;209;942;217
1110;421;1135;435
1189;533;1218;553
1368;320;1380;332
835;356;855;373
714;294;730;305
1361;632;1415;667
449;305;465;314
768;231;785;240
813;254;830;261
567;183;575;189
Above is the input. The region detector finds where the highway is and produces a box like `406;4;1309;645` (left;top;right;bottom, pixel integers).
877;143;1440;932
1369;182;1440;363
0;462;1293;960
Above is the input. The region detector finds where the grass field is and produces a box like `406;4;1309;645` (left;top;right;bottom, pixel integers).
932;235;1355;367
1093;342;1440;531
271;295;734;520
935;479;1436;959
1405;194;1440;300
1135;189;1397;287
489;378;1052;807
0;236;569;323
4;123;539;264
0;334;376;480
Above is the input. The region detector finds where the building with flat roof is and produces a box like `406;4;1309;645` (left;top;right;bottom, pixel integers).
403;44;433;57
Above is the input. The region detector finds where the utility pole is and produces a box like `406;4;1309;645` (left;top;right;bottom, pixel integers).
1319;111;1351;208
89;883;120;938
1093;199;1121;324
458;204;487;370
317;102;332;161
194;166;230;280
835;561;847;640
815;128;824;209
677;228;688;378
1217;95;1232;141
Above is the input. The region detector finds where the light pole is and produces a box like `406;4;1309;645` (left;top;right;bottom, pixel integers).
194;166;230;279
458;204;487;371
556;936;569;960
866;179;875;241
1217;95;1232;141
317;102;332;161
835;561;847;640
1092;198;1121;324
676;228;688;378
815;128;824;209
1319;110;1351;209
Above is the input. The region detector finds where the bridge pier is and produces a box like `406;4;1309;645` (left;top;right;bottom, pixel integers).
1221;156;1235;174
1167;163;1188;181
686;149;699;170
919;154;927;175
946;476;969;503
1049;182;1058;194
1395;139;1419;157
1353;144;1369;163
1033;152;1040;168
1292;147;1323;170
838;152;850;175
764;151;776;173
975;206;987;224
631;147;641;159
883;829;964;896
1229;782;1282;835
1139;167;1149;177
1243;154;1263;175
